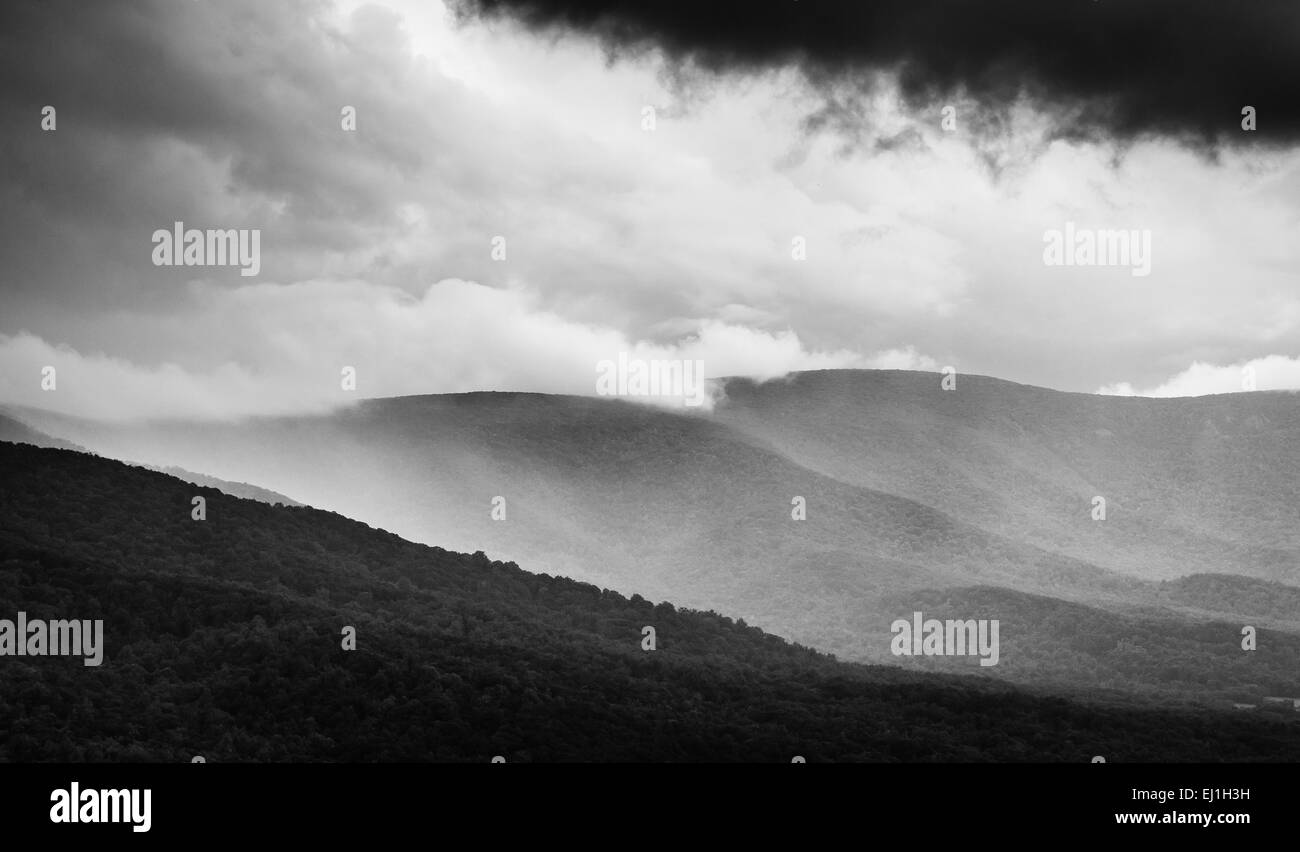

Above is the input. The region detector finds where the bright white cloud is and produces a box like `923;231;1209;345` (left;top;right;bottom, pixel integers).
1098;354;1300;397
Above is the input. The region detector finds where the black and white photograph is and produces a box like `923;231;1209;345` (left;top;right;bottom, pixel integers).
0;0;1296;835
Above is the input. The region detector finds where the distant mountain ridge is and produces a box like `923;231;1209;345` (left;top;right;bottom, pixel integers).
715;371;1300;582
141;465;304;507
0;413;302;508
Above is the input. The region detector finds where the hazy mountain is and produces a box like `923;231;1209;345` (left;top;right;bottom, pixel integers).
140;465;304;508
0;412;86;452
0;413;301;507
2;441;1297;761
5;370;1298;699
717;372;1300;582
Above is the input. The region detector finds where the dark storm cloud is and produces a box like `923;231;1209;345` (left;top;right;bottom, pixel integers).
452;0;1300;146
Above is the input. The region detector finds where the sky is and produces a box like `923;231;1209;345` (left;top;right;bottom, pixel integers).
1;0;1298;420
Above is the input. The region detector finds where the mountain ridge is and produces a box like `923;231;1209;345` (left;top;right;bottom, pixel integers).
4;368;1296;700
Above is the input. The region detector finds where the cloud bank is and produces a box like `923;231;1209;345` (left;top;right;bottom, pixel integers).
0;279;925;420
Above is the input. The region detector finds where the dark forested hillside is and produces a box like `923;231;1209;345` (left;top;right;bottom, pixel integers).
1;441;1298;762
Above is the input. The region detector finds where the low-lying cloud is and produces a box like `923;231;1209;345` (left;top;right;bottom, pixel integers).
1098;355;1300;397
0;279;928;420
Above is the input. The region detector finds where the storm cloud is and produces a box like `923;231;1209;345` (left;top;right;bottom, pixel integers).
453;0;1300;147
